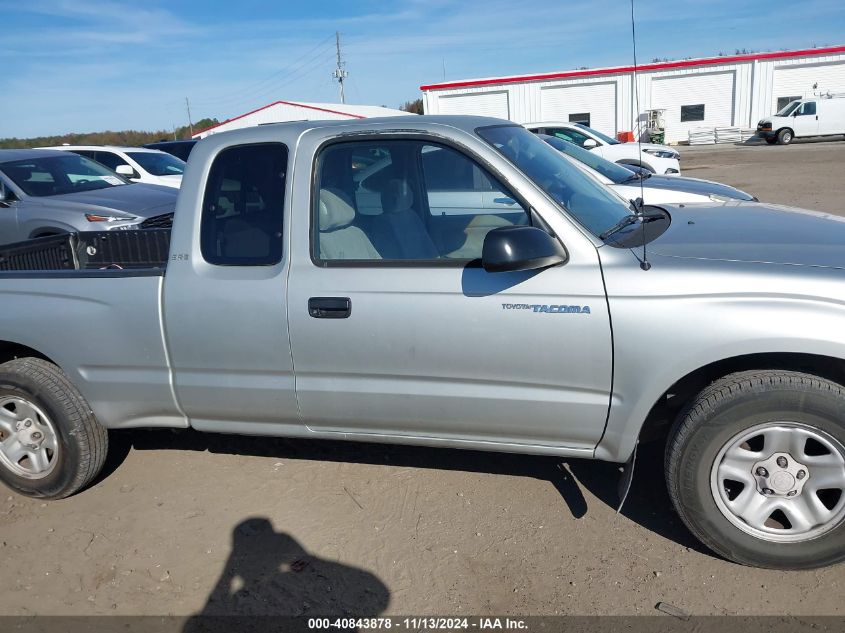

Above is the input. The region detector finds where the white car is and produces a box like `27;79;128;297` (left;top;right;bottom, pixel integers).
524;121;681;175
37;145;185;188
540;134;755;205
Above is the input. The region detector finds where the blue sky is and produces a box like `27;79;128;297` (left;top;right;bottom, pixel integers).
1;0;844;138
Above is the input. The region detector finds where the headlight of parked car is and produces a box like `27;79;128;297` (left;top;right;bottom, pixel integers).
85;213;139;223
642;148;679;159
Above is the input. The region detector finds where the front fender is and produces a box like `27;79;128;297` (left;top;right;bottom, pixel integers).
595;255;845;462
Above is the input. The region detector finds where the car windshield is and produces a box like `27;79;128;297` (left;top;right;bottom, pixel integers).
575;123;620;144
0;154;129;197
477;125;632;237
540;135;638;184
126;152;186;176
775;101;800;116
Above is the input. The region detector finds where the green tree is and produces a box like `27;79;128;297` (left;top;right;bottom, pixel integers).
400;99;424;115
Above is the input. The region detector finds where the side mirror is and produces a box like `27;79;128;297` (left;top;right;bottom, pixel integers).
582;138;599;149
481;226;567;273
115;164;138;179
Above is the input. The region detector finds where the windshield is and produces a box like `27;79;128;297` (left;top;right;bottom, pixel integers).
0;154;129;197
126;152;186;176
477;125;632;237
575;123;620;145
540;135;638;184
775;101;801;116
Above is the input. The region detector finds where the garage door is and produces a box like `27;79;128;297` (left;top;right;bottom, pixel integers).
651;71;736;143
773;62;845;111
437;91;509;118
540;82;617;135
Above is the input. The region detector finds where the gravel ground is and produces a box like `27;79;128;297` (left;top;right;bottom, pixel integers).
1;139;844;620
678;137;845;215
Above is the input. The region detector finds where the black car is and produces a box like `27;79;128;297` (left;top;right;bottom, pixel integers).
143;140;197;162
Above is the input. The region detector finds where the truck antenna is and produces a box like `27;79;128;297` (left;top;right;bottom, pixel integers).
630;0;651;271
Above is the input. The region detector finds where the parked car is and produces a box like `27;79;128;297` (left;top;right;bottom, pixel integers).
539;134;757;204
0;149;178;243
1;117;844;571
524;121;681;174
143;140;198;162
757;94;845;145
38;145;186;188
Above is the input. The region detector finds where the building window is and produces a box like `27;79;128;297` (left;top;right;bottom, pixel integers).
680;104;705;122
776;96;801;112
200;143;287;266
568;112;591;126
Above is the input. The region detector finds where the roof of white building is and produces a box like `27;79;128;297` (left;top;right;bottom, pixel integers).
420;44;845;91
193;100;414;138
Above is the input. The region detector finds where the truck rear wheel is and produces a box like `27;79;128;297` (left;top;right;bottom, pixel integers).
666;370;845;569
0;358;107;499
776;129;793;145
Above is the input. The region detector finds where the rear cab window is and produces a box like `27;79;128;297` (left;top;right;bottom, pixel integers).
200;143;288;266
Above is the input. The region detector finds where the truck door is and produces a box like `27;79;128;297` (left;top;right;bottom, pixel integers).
791;101;819;138
287;135;613;452
163;141;301;434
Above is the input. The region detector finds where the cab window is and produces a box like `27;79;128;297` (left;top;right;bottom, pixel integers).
200;143;287;266
313;140;529;263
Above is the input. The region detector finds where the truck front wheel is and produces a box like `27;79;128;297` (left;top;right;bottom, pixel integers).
0;358;107;499
666;370;845;569
776;129;793;145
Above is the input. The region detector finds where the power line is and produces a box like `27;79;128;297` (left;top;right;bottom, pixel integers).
187;48;337;117
188;34;336;109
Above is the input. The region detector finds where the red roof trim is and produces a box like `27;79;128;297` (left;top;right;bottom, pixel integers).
419;45;845;91
193;100;367;137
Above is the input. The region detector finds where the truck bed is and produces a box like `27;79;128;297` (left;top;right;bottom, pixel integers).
0;230;171;272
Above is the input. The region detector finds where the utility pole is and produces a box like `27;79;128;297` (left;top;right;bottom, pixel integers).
332;31;348;104
185;97;194;137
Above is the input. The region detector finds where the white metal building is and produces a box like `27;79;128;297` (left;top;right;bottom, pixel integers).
421;45;845;144
193;101;413;138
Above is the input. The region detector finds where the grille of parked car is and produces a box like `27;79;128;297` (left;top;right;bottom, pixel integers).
140;213;174;229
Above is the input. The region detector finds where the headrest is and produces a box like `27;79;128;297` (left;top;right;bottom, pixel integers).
318;188;355;231
381;179;414;214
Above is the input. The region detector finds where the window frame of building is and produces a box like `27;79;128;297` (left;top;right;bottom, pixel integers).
680;104;706;122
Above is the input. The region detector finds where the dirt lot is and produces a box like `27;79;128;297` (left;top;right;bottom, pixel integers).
679;137;845;215
2;140;845;620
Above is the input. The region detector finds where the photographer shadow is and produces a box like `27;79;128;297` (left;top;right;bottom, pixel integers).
183;517;389;632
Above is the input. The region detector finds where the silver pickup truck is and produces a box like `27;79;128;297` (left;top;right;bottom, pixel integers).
0;116;843;570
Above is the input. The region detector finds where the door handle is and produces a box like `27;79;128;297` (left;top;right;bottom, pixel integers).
308;297;351;319
493;197;516;205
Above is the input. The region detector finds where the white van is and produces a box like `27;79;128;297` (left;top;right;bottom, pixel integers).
757;93;845;144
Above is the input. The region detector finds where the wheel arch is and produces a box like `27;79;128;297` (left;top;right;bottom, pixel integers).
636;352;845;448
0;340;60;368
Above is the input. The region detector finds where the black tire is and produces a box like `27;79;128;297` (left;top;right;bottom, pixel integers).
776;128;793;145
666;370;845;569
0;358;107;499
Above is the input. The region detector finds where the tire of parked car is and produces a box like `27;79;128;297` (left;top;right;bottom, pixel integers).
666;370;845;569
776;129;793;145
0;358;107;499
